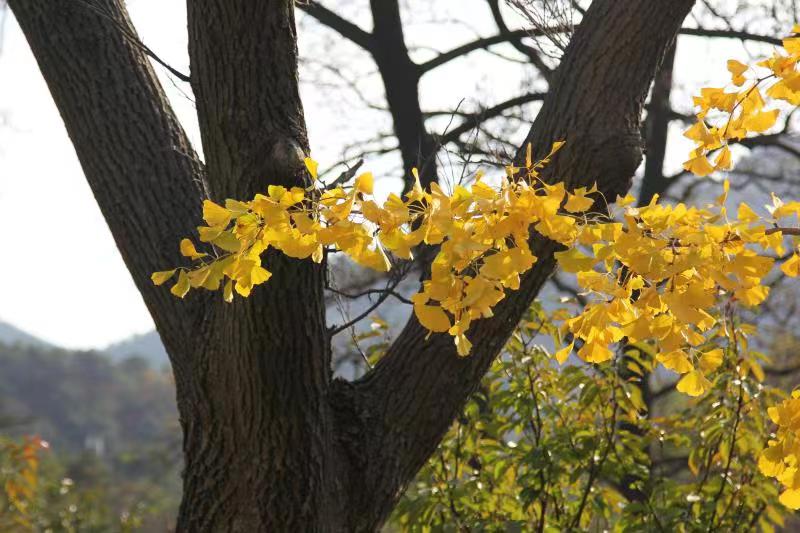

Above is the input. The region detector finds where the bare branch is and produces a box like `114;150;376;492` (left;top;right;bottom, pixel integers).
437;92;547;145
418;29;531;73
487;0;555;80
679;27;782;46
297;0;375;52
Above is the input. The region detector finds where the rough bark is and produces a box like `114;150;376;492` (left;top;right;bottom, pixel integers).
9;0;695;530
179;1;338;530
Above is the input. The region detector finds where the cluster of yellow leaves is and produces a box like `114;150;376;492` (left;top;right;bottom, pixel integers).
683;25;800;176
154;142;590;356
683;28;800;509
153;26;800;370
553;182;800;398
153;144;800;372
759;392;800;509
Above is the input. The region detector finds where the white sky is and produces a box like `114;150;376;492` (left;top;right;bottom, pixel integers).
0;1;756;349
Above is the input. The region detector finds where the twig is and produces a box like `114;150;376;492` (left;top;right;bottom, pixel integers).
71;0;190;82
326;285;412;305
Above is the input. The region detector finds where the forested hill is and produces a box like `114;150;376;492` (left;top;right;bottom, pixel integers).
104;330;169;368
0;319;170;368
0;341;178;452
0;340;182;526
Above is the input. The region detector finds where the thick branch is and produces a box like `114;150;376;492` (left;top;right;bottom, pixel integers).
739;132;800;160
344;1;697;529
8;0;205;373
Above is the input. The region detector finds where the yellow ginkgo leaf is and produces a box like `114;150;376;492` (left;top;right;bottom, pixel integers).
210;231;242;253
742;109;779;133
781;254;800;277
578;341;614;364
304;157;319;181
683;154;715;177
615;194;635;207
716;178;730;205
564;191;594;213
454;334;472;357
223;279;234;303
151;269;176;286
187;266;211;288
714;145;732;170
780;489;800;510
203;200;232;227
225;199;251;216
355;172;374;195
727;59;748;86
413;296;451;333
676;370;712;397
180;238;206;260
555;248;596;273
554;342;574;365
198;225;224;242
684;121;716;146
759;443;787;477
657;349;694;374
698;348;724;373
406;168;425;203
170;270;191;298
785;36;800;55
312;245;324;264
737;202;759;223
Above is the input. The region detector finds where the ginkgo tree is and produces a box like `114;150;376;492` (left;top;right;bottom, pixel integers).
13;0;800;529
155;19;800;519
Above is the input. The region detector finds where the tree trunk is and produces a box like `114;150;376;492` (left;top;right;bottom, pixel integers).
178;1;342;529
8;0;695;530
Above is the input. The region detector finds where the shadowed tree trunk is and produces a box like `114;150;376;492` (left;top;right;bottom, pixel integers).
8;0;695;530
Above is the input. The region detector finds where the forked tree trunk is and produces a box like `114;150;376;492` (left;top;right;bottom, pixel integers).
8;0;695;530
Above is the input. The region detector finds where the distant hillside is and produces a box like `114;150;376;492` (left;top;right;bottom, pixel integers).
0;340;182;524
104;330;169;368
0;320;170;369
0;320;54;349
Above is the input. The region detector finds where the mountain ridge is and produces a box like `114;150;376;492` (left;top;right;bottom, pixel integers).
0;320;55;349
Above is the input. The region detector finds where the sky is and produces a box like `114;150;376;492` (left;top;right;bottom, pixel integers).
0;1;194;349
0;1;753;349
